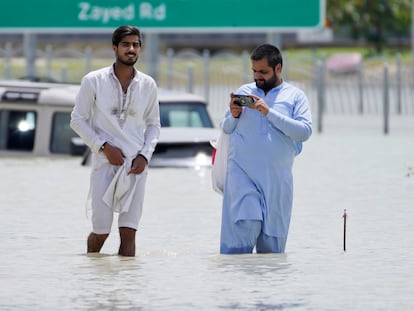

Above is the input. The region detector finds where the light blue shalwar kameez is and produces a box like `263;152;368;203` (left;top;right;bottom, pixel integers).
220;81;312;254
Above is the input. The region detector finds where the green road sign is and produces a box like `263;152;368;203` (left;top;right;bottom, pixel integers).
0;0;325;32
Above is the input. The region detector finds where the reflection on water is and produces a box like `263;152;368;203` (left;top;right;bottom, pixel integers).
211;253;290;275
1;115;414;310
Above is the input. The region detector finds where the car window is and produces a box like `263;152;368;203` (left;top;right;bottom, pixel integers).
50;112;78;154
0;109;36;151
160;102;213;128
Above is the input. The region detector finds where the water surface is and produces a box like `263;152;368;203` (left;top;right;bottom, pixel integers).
1;115;413;310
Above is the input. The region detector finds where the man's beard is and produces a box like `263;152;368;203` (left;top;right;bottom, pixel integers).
117;54;138;66
255;74;278;93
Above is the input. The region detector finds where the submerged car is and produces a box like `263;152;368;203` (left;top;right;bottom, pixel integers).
152;91;219;167
0;80;219;167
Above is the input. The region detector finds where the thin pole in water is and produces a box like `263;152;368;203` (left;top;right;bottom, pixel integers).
343;209;347;252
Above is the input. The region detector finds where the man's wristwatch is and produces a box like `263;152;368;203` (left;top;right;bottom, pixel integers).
99;142;107;152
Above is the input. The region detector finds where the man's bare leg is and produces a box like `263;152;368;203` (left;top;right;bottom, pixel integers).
118;227;136;257
87;232;109;253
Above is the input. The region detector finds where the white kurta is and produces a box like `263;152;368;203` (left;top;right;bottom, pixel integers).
70;65;160;160
70;65;160;225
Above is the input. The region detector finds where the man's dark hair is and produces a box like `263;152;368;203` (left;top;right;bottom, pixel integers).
250;44;283;68
112;25;142;47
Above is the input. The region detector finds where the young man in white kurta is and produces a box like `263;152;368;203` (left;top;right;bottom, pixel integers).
220;44;312;254
70;26;160;256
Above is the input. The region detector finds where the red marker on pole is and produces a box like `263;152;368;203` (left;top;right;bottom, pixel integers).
343;209;347;252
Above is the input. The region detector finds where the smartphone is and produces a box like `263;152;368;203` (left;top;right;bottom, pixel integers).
232;94;255;107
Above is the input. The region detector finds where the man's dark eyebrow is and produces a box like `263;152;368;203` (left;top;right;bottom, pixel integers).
252;69;268;73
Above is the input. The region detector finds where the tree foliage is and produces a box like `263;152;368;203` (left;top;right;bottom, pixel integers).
326;0;412;53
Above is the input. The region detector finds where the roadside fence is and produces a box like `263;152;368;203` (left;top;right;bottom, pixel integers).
1;42;413;132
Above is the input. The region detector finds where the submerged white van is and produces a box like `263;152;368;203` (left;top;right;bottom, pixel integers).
0;80;219;167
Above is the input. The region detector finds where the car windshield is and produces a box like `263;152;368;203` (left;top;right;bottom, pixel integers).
160;102;214;128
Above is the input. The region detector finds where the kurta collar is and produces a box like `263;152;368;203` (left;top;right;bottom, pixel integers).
110;63;139;82
255;80;285;97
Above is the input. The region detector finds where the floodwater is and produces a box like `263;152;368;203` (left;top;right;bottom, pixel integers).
1;115;414;310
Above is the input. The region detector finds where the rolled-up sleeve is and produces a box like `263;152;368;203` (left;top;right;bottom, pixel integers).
70;77;106;153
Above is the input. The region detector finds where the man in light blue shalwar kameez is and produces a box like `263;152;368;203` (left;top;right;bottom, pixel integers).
220;44;312;254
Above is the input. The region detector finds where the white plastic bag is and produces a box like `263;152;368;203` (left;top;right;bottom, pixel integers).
211;132;230;195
